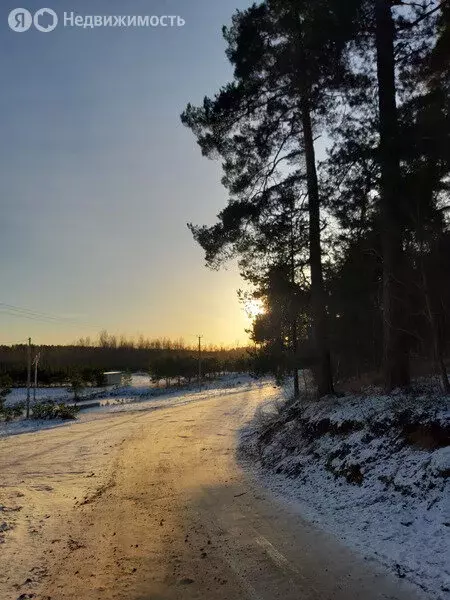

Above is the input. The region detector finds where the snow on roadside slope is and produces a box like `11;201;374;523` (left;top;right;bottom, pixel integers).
239;389;450;600
100;373;267;410
5;373;168;408
6;385;108;407
0;374;268;438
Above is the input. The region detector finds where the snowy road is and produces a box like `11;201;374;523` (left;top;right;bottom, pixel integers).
0;386;424;600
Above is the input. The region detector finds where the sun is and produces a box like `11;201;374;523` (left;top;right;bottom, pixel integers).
245;299;266;320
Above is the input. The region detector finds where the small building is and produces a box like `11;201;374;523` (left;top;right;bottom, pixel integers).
103;371;123;386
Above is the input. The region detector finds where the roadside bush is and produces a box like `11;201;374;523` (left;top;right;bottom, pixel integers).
31;402;79;420
1;402;25;422
0;374;12;410
67;373;85;401
6;401;24;420
56;403;79;420
0;375;22;422
31;402;58;419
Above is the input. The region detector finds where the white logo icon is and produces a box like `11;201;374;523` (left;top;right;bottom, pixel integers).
33;8;58;32
8;8;32;32
8;7;58;32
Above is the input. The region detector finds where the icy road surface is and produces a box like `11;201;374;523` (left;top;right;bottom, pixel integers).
0;384;424;600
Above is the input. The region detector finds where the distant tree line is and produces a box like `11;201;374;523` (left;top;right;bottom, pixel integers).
75;331;237;352
182;0;450;396
0;333;250;386
149;354;244;387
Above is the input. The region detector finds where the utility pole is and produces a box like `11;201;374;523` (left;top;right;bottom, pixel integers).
197;335;203;389
33;351;41;403
26;337;31;418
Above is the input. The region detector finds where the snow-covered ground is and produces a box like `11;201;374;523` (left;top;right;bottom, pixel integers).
4;373;155;407
0;373;266;438
239;386;450;600
3;371;447;597
6;385;108;406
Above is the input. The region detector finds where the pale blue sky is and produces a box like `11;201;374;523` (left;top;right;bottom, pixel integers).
1;0;254;346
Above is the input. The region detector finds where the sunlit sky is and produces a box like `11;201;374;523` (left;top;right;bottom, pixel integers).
1;0;256;347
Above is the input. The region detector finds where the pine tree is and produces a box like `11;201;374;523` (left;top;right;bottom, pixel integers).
182;1;359;396
323;0;448;390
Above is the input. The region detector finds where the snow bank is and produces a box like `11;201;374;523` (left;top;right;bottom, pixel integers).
239;389;450;600
5;385;108;407
0;374;265;438
99;373;260;408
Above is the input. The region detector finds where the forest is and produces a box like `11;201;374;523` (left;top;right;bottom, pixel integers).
182;0;450;398
0;332;250;386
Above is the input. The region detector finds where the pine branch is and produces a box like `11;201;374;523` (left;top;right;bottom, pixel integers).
397;1;445;30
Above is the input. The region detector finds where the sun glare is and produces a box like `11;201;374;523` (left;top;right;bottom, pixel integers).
245;299;266;320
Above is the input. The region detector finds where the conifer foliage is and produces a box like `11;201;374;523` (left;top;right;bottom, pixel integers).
182;0;450;395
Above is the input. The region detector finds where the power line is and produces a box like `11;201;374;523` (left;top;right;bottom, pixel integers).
0;309;71;325
0;301;91;324
0;301;102;330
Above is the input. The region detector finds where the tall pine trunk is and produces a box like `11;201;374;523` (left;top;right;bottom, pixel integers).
293;12;334;397
420;249;450;393
289;195;300;399
375;0;410;391
299;92;335;397
292;319;300;398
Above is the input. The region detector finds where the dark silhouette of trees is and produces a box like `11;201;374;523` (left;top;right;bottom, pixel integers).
181;1;363;396
183;0;449;394
0;338;249;386
374;0;411;390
